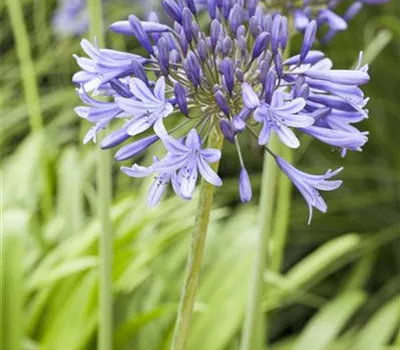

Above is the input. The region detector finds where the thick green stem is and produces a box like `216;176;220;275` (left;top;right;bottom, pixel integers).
88;1;113;350
269;147;293;273
97;150;113;350
240;134;281;350
171;127;224;350
241;23;294;348
6;0;52;221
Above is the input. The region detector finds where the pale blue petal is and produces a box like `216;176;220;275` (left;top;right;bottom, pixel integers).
271;90;284;108
258;123;271;145
254;105;269;123
274;98;306;114
273;112;314;128
121;164;154;178
161;136;188;154
241;82;260;109
154;77;166;101
274;124;300;148
129;77;158;102
127;117;152;136
198;156;222;186
179;163;198;199
201;148;221;163
148;174;169;207
185;129;201;150
152;154;188;173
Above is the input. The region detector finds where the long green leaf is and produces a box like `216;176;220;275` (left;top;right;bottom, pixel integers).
294;291;366;350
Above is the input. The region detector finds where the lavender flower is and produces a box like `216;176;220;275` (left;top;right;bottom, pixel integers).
74;88;127;143
284;0;388;42
73;1;372;221
122;129;222;201
73;39;147;92
53;0;88;37
275;156;343;224
252;90;314;148
115;77;174;136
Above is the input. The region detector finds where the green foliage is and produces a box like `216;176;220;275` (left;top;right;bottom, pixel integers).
1;0;399;349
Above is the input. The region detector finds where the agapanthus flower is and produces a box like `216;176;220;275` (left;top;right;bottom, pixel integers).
275;156;343;224
52;0;163;37
74;0;371;222
279;0;388;42
53;0;89;37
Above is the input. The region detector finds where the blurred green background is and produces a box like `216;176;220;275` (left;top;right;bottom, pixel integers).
1;0;399;349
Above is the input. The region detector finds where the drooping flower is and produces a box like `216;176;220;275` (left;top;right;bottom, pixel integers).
275;156;343;224
73;0;372;221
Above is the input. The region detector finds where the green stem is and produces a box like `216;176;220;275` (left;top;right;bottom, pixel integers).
97;150;113;350
171;126;224;350
1;230;23;350
88;1;113;350
6;0;52;221
241;23;294;349
6;0;43;132
33;0;49;55
269;147;293;273
240;134;281;350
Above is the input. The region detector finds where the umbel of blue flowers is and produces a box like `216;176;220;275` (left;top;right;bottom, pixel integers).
74;0;370;223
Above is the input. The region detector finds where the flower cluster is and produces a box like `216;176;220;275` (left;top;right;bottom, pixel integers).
74;0;370;222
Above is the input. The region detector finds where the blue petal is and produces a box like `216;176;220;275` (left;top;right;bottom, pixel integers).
254;105;269;123
179;161;198;199
121;164;154;178
274;124;300;148
258;122;271;145
161;135;189;154
198;156;222;187
304;69;370;85
129;78;159;103
153;154;188;173
274;112;315;128
274;98;306;114
185;129;201;150
127;117;152;136
241;82;260;109
201;148;221;163
154;77;166;101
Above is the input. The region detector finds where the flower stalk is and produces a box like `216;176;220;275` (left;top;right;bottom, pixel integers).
88;0;113;349
6;0;52;221
270;146;293;273
240;134;281;350
171;125;224;350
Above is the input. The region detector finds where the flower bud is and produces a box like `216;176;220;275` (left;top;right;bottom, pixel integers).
174;83;188;115
239;167;252;202
115;135;159;161
300;20;317;61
